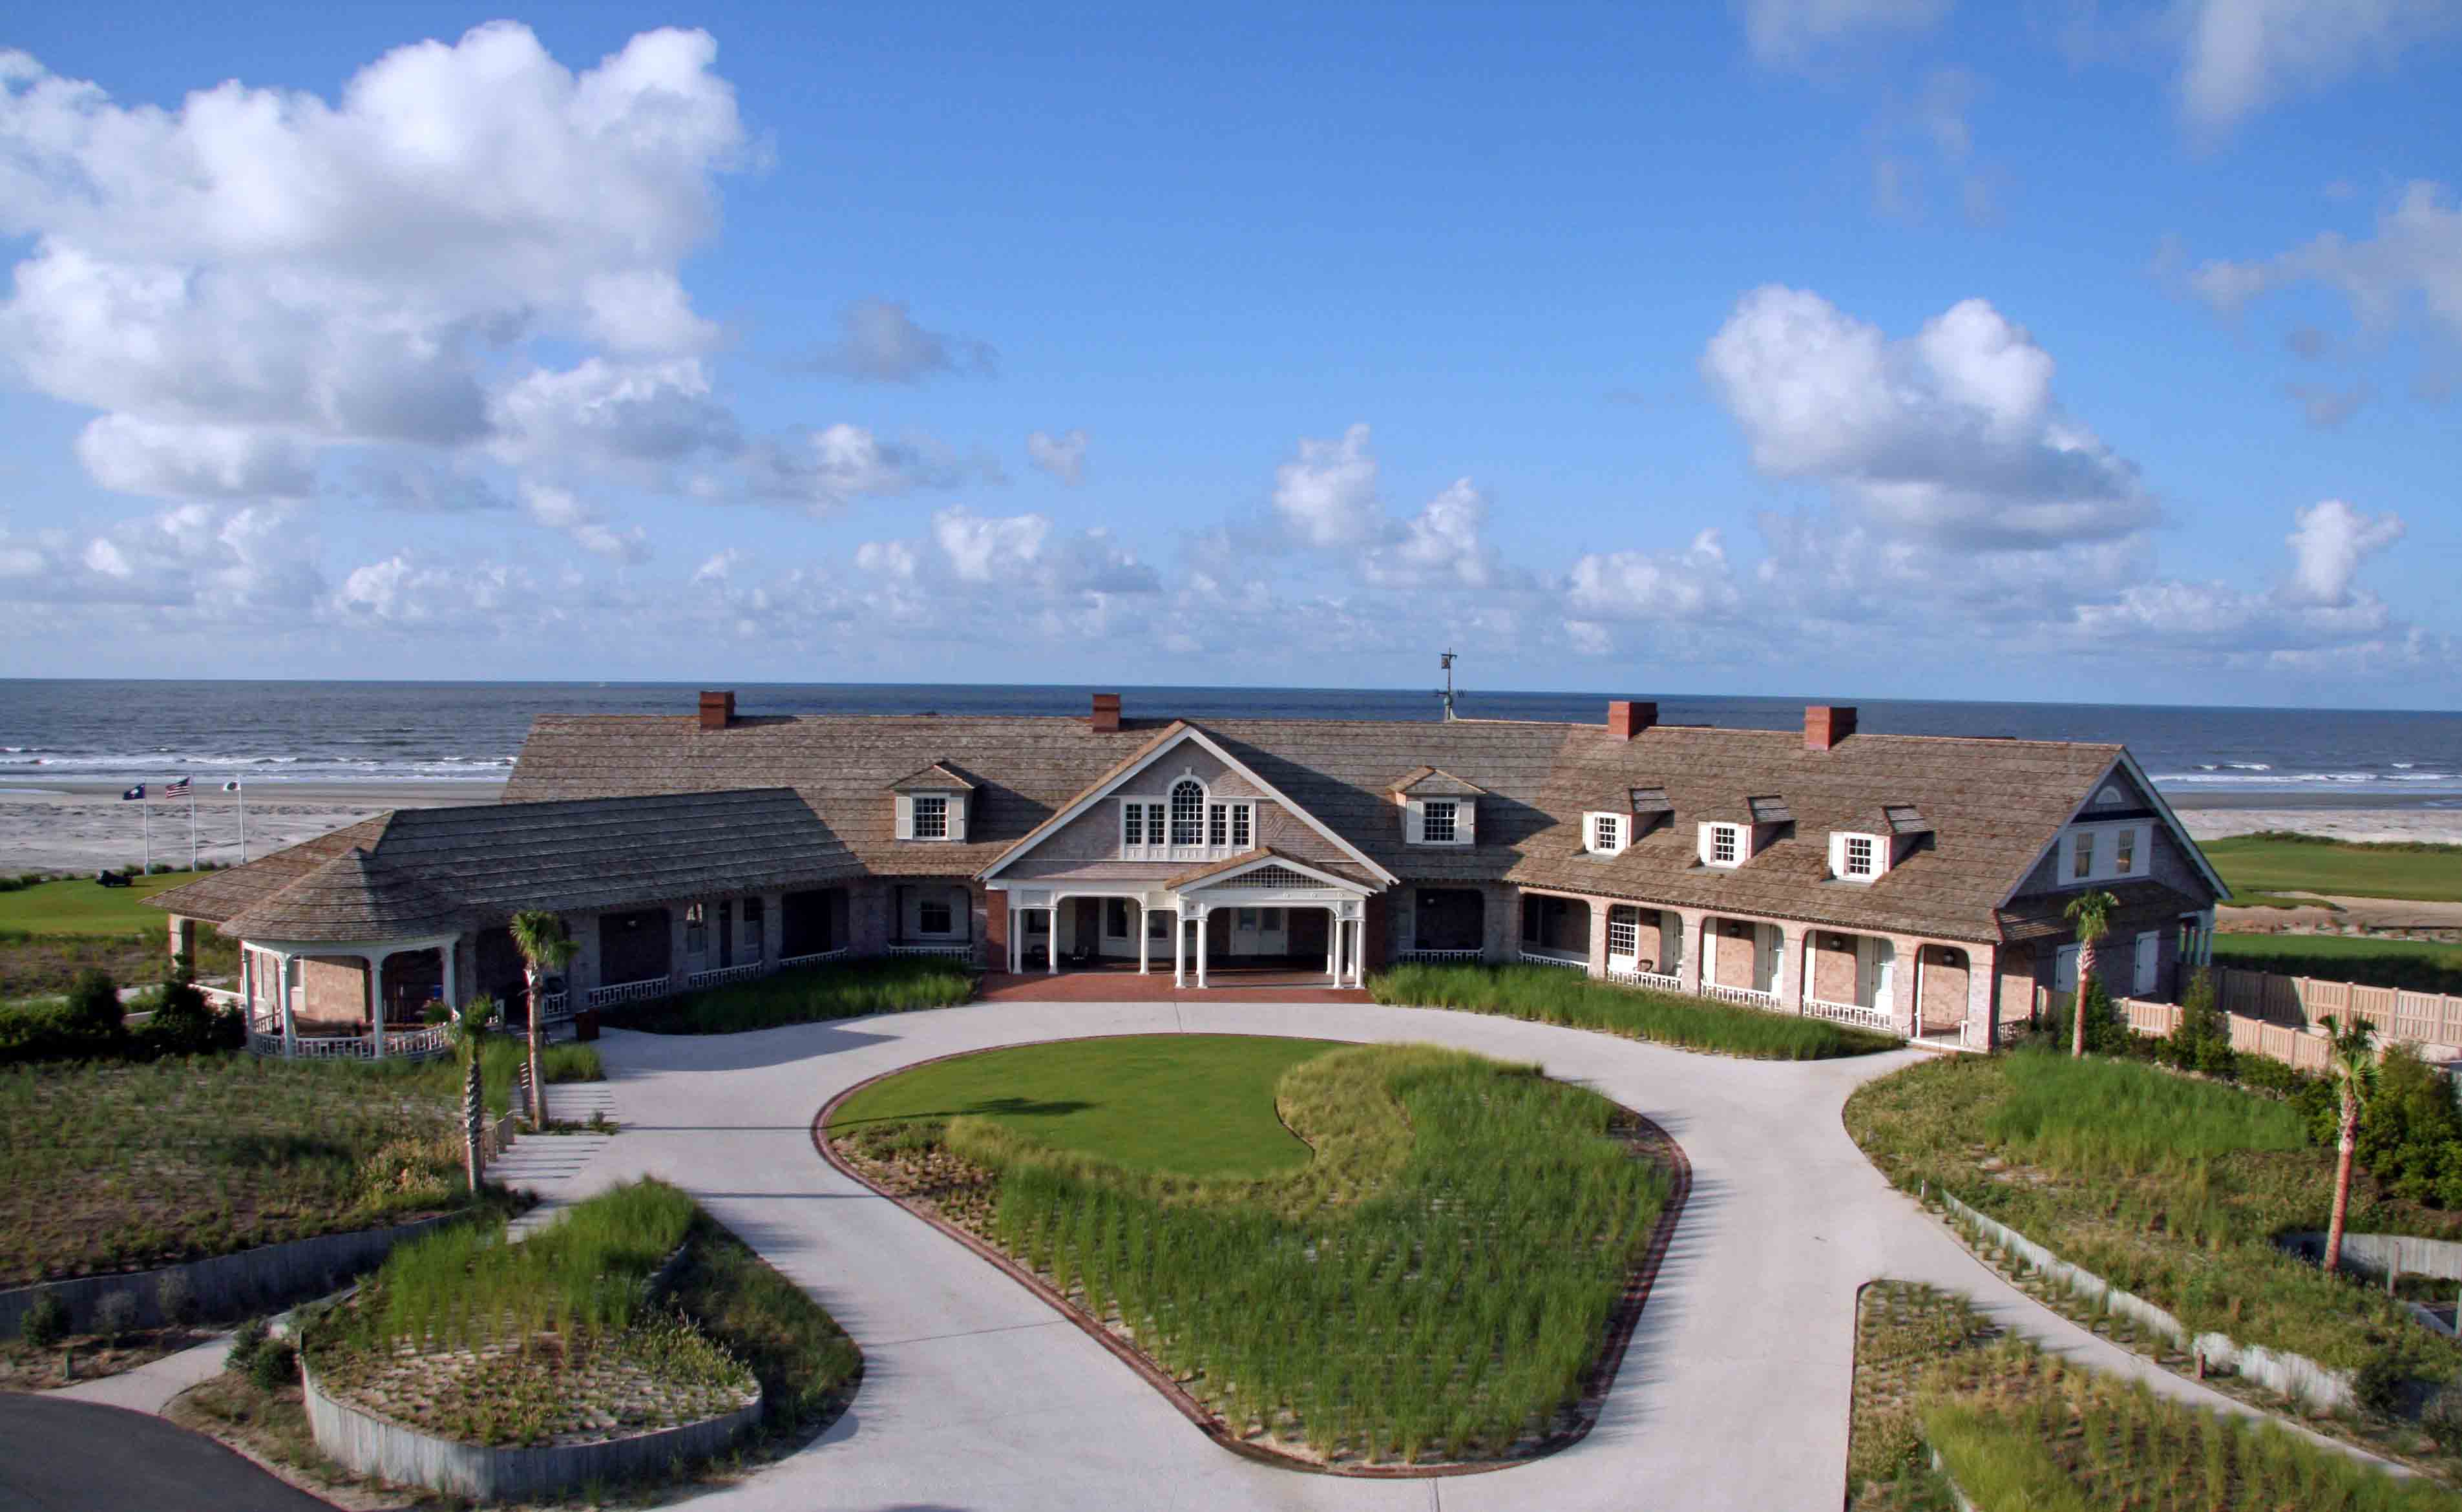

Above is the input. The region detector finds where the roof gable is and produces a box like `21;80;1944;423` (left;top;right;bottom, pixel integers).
1387;766;1489;797
979;724;1399;885
887;762;976;793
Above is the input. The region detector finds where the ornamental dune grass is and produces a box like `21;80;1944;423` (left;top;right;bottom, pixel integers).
1371;963;1898;1060
1922;1361;2457;1511
848;1042;1670;1463
609;958;974;1034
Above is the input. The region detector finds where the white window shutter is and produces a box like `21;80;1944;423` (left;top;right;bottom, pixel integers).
1827;832;1847;877
895;793;914;839
1404;801;1425;845
1697;824;1714;866
948;793;967;842
1460;800;1476;846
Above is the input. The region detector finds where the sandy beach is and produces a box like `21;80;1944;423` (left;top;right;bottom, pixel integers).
0;782;503;874
2169;792;2462;845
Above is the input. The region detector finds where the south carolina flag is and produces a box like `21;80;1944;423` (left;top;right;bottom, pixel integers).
120;783;145;801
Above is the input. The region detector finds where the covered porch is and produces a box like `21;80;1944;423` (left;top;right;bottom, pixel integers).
996;852;1375;991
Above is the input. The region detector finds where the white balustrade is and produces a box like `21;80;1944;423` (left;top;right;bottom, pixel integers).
534;991;571;1022
776;948;849;971
1804;996;1897;1032
585;977;673;1009
1608;968;1685;993
887;943;975;960
1517;949;1588;970
686;962;766;991
1396;949;1485;965
1701;982;1780;1010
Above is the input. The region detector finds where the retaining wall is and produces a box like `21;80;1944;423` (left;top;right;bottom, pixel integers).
302;1360;761;1502
0;1214;457;1336
2278;1230;2462;1339
1931;1188;2354;1412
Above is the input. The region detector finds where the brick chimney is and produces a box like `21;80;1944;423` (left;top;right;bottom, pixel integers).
1606;700;1658;741
1089;692;1122;733
698;689;736;731
1805;704;1857;751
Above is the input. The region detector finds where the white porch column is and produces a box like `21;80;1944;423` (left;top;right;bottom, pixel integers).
1347;918;1365;988
1325;910;1337;979
441;938;458;1013
1137;903;1151;975
1777;925;1805;1014
279;952;296;1057
1172;911;1187;989
1195;907;1210;989
1047;896;1064;975
369;950;386;1060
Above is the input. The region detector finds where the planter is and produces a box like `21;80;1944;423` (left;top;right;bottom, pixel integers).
303;1356;761;1502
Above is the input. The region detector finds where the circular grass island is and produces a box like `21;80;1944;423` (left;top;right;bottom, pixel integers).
822;1034;1686;1471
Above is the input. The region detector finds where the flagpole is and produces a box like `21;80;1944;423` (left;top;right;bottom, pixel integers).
142;797;151;876
188;784;199;870
236;782;247;864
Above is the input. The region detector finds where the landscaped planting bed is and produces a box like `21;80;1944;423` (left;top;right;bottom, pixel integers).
826;1036;1678;1467
304;1182;755;1448
1844;1050;2462;1390
1848;1281;2454;1510
604;956;974;1034
0;1044;599;1286
1371;961;1900;1059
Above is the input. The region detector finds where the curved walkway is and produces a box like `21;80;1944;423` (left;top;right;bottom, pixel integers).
562;1000;2383;1512
0;1394;336;1511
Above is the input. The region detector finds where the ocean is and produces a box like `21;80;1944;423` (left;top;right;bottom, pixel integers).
1;680;2457;804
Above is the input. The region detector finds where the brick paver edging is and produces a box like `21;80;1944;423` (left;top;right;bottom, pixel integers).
810;1034;1692;1478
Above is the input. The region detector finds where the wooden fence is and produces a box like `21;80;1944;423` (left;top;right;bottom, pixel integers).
2039;961;2462;1076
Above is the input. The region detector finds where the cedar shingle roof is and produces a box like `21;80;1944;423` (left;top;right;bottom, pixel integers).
887;762;975;793
500;711;2144;942
1387;766;1489;797
225;849;467;943
153;790;863;935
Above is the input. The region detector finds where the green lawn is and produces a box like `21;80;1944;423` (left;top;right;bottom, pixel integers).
830;1034;1335;1177
828;1038;1672;1464
1844;1050;2462;1380
2202;832;2462;904
0;870;209;934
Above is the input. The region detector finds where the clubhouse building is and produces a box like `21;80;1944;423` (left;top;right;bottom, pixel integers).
153;690;2225;1056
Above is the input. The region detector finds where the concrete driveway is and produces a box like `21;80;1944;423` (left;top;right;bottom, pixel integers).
560;999;2379;1511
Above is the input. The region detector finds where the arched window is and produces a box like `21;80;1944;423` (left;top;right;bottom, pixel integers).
1170;779;1205;846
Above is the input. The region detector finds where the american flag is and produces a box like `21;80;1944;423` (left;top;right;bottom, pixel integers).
165;776;191;795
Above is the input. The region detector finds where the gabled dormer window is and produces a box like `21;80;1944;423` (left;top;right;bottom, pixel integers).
1424;799;1457;843
1587;812;1624;855
1699;822;1747;868
890;762;972;842
1404;795;1475;846
1829;830;1887;882
912;795;948;839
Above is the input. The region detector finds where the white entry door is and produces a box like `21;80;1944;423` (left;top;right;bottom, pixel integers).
1854;936;1897;1012
1752;925;1781;992
2134;931;2158;996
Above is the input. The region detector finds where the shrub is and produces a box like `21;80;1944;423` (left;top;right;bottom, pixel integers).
0;1000;129;1065
135;966;229;1057
2328;1044;2462;1208
1371;963;1898;1060
19;1290;67;1349
227;1316;269;1372
2050;978;2132;1057
65;969;122;1034
157;1271;196;1328
93;1290;139;1346
247;1338;298;1391
2159;968;2236;1076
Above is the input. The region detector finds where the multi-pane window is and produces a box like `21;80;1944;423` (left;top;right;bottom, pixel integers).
1844;835;1876;877
1261;908;1283;930
1123;803;1145;846
1424;800;1457;843
1106;899;1131;939
918;897;954;934
1606;905;1639;959
2072;831;2095;879
1208;803;1228;846
2114;827;2137;875
1232;804;1252;848
1593;814;1621;854
1710;825;1738;865
1148;908;1173;940
1237;907;1258;929
912;795;948;839
1170;780;1205;845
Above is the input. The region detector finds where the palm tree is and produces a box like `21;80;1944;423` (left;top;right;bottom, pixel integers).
509;911;576;1131
438;994;499;1193
2323;1014;2379;1276
2062;888;2120;1058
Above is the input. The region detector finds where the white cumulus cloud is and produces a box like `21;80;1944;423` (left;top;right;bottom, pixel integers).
2174;0;2461;134
1026;428;1089;485
1272;423;1383;548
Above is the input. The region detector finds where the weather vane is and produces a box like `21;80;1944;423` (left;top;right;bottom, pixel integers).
1437;649;1458;722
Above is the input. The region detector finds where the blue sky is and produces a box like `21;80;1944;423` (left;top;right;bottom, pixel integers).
1;1;2457;706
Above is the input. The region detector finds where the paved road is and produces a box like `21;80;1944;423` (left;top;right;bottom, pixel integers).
554;1000;2389;1512
0;1394;334;1511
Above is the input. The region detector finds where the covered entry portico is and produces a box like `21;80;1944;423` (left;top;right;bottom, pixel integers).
997;852;1374;991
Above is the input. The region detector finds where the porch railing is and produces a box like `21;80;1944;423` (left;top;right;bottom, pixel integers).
1396;948;1485;965
1702;982;1780;1010
1517;948;1588;969
534;991;571;1022
1607;967;1684;993
200;985;244;1011
1804;996;1895;1031
243;1025;452;1062
585;977;671;1009
888;942;975;960
685;962;766;991
777;947;850;970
